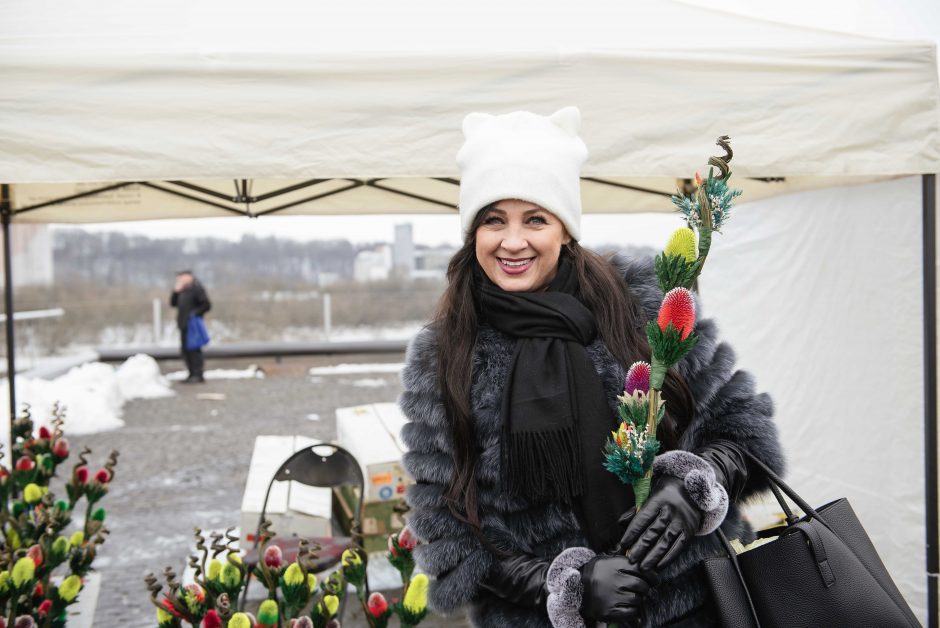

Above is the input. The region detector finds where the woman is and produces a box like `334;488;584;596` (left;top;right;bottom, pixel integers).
399;107;784;627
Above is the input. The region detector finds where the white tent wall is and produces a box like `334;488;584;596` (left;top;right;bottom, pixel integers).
700;176;927;620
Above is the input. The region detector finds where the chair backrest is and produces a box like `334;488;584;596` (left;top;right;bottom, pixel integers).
257;443;365;546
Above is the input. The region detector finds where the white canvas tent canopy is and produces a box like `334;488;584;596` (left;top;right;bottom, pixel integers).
1;0;939;622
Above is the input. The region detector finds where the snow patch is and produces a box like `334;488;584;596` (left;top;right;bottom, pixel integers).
1;354;174;441
349;378;391;388
165;365;264;381
308;363;404;376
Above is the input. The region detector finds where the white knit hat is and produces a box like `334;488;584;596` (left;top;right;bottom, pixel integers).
456;106;588;241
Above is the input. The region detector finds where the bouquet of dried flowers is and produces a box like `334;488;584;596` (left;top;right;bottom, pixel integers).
0;404;118;628
603;137;742;509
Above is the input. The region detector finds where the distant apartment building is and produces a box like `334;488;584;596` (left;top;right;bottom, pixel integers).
393;223;415;276
0;224;53;287
353;245;392;282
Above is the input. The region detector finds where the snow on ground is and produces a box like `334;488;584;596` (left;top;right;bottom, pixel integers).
164;365;265;381
308;363;404;376
1;354;174;439
349;378;392;388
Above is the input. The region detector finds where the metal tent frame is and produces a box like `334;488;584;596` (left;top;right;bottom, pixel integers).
0;175;936;623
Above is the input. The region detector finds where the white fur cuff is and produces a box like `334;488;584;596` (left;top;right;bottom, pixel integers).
652;450;729;535
545;547;595;628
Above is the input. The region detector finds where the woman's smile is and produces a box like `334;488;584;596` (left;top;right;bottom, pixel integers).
475;199;570;292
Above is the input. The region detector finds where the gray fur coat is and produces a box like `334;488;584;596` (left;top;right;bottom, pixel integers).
399;255;785;627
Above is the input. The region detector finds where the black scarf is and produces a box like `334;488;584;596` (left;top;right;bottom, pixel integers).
475;256;634;551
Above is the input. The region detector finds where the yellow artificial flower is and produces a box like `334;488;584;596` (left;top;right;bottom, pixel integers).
283;562;304;586
69;531;84;547
307;573;317;590
323;594;339;616
341;548;362;567
11;557;35;587
403;573;429;614
664;227;697;263
23;483;42;504
58;575;82;602
207;559;222;582
228;613;251;628
156;606;175;623
220;563;242;589
0;571;9;593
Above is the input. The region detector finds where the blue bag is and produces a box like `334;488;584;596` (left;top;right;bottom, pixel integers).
186;315;210;350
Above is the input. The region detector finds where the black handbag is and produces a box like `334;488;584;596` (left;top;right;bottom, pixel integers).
702;451;921;628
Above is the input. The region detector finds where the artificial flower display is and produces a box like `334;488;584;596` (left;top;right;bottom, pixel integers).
147;521;433;628
605;137;742;508
0;405;117;626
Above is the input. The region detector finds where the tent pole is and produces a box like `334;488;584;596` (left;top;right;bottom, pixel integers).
0;184;15;452
923;173;938;628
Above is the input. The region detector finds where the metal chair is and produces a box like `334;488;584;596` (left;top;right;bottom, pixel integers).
241;443;365;609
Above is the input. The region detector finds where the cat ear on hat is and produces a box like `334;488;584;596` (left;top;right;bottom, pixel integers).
462;112;494;139
549;106;581;136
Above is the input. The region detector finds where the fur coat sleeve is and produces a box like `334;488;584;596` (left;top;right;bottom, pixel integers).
399;254;785;627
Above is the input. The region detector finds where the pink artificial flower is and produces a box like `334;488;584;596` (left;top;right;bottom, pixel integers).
624;361;651;395
367;592;389;618
397;527;418;551
263;545;283;569
52;439;69;459
27;546;43;568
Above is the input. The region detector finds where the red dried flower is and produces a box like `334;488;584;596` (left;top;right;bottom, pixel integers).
37;600;51;616
657;288;696;340
398;526;418;551
94;469;110;484
15;457;34;472
75;466;89;484
367;592;389;617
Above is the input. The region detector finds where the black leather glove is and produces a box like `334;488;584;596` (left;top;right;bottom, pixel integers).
618;476;702;571
579;554;654;626
480;553;551;609
619;440;753;571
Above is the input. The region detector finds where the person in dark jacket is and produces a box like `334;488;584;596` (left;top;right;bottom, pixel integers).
398;107;784;627
170;270;211;383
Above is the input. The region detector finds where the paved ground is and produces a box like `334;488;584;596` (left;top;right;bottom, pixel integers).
76;353;471;627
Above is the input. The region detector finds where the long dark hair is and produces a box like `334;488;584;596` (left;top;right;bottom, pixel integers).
433;209;695;540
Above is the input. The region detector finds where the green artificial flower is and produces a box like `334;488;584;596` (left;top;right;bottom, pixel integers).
58;575;82;602
258;599;278;625
69;531;84;547
220;563;242;589
91;507;106;522
52;536;70;560
11;557;35;588
0;571;9;593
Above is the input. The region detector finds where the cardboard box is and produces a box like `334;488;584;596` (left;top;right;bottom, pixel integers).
335;403;413;503
333;485;408;553
239;435;332;550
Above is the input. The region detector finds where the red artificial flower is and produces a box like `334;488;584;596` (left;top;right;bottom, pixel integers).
15;457;34;472
52;439;69;459
74;466;89;485
263;545;283;569
33;582;43;598
657;288;696;340
37;600;52;616
624;361;651;396
161;597;182;618
398;526;418;551
94;469;110;484
367;592;389;617
0;468;9;479
694;171;703;187
202;610;222;628
37;427;51;440
27;546;43;568
184;583;205;603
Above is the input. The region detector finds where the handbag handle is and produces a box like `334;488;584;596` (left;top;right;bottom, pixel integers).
715;528;763;628
738;448;830;528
